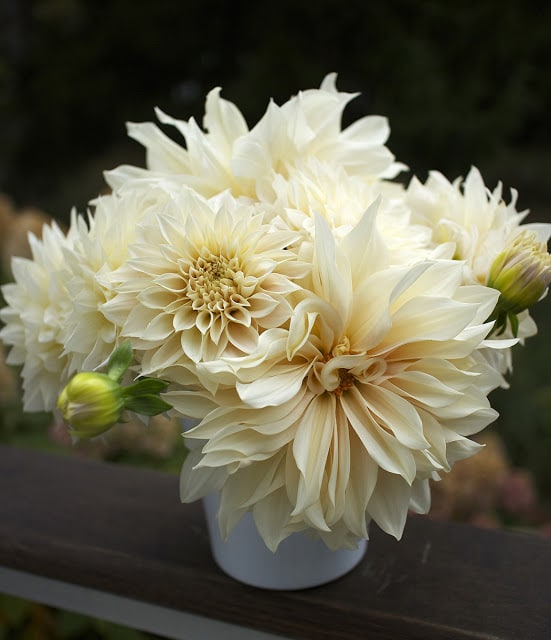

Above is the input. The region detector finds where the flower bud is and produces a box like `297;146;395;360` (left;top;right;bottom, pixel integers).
488;231;551;318
57;372;125;438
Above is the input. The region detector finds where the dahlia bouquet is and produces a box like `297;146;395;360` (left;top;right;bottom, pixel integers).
2;75;550;552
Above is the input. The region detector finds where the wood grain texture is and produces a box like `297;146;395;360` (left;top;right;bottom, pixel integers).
1;444;550;640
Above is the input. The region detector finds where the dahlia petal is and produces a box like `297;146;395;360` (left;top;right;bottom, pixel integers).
287;297;338;359
409;478;431;514
386;370;463;409
361;384;428;449
444;433;485;466
237;363;310;408
388;296;478;345
313;214;351;316
179;446;228;503
341;199;387;286
225;324;258;353
203;87;249;151
443;404;498;436
292;395;335;514
253;487;295;552
367;471;411;539
325;403;350;522
126;121;190;174
342;388;416;483
342;429;377;539
163;390;218;418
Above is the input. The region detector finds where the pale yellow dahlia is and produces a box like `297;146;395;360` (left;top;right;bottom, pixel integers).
0;220;79;410
181;210;503;550
0;185;180;411
406;166;551;373
267;158;432;265
406;166;551;285
105;74;403;201
58;187;170;375
102;189;307;381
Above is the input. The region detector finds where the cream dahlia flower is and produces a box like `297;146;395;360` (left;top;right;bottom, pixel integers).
267;158;432;265
0;220;78;411
102;188;307;381
0;185;178;410
180;209;503;550
406;166;551;374
105;74;403;201
406;166;551;285
58;187;172;376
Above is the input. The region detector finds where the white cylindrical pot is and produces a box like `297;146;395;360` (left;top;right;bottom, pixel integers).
202;492;367;590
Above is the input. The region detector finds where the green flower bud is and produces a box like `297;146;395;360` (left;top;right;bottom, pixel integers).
489;232;551;312
57;372;125;438
487;231;551;335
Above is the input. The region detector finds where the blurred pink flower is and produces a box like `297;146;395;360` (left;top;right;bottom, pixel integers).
499;468;537;516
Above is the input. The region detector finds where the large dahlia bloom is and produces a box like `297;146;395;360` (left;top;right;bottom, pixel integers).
180;208;503;550
105;74;403;201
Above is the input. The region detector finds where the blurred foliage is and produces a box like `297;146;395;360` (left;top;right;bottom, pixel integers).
0;593;164;640
491;299;551;501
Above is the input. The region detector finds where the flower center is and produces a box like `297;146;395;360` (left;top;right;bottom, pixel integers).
335;369;355;397
307;337;358;396
308;336;388;398
185;253;243;312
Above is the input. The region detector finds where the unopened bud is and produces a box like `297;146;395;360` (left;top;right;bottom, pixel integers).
57;372;125;438
487;231;551;335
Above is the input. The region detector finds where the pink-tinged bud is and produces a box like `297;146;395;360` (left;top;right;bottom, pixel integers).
487;231;551;335
488;231;551;314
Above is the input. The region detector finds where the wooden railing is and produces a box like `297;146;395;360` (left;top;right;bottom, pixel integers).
1;444;550;640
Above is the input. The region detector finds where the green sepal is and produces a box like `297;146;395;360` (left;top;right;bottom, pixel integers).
508;311;519;338
121;378;169;397
107;341;133;382
123;395;173;416
488;307;520;338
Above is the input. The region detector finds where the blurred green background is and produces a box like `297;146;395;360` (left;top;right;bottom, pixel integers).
1;0;550;638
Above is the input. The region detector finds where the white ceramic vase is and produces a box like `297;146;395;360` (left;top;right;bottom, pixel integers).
202;492;367;590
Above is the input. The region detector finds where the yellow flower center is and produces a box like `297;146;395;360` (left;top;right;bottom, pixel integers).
186;253;245;312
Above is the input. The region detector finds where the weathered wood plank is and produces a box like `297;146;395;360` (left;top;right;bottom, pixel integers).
1;444;550;640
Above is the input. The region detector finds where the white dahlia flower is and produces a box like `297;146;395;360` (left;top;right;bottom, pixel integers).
0;220;79;411
0;185;179;410
105;74;403;200
267;158;432;265
180;209;503;550
58;185;176;376
102;189;307;381
406;166;551;375
406;166;551;285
